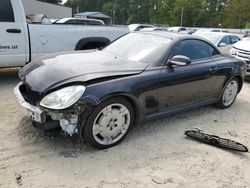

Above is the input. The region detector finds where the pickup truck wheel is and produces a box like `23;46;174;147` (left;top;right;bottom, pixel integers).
82;97;134;149
81;42;106;50
216;78;239;109
75;37;110;50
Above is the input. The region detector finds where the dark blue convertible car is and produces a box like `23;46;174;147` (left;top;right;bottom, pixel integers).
14;31;246;149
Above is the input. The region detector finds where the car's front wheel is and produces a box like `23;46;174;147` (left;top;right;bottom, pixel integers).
83;97;134;149
216;78;239;109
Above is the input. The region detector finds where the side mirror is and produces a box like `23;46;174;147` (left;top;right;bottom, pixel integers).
169;55;191;67
219;43;227;47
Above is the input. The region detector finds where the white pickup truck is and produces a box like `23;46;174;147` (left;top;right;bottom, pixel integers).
0;0;128;68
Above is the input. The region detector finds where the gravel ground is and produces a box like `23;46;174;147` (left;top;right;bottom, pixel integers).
0;68;249;188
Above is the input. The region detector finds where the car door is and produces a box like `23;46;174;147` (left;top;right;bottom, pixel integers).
157;39;220;111
0;0;28;67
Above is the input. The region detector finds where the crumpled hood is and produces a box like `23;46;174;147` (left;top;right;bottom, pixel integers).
19;50;147;93
234;40;250;51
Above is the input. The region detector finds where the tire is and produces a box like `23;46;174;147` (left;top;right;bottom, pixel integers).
216;78;239;109
82;97;134;149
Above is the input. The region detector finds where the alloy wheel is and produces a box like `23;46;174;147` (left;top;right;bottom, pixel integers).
222;80;238;107
92;103;131;145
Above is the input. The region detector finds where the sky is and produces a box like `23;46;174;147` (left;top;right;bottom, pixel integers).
62;0;67;4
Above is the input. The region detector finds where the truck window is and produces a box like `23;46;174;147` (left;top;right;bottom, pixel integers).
66;19;79;24
77;20;87;25
0;0;15;22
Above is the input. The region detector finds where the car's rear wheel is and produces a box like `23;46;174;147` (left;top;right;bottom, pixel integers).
83;97;134;149
216;78;239;109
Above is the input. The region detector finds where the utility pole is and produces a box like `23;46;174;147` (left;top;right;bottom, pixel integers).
112;0;117;25
180;7;184;27
76;0;79;14
113;4;116;24
77;6;79;14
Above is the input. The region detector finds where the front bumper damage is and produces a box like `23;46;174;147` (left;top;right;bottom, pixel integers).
14;83;46;123
245;62;250;77
14;82;88;136
231;54;250;77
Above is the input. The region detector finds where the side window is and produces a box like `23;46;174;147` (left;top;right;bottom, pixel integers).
0;0;15;22
220;36;231;45
171;40;218;61
91;21;99;25
85;20;92;25
231;36;240;44
77;20;86;25
179;27;186;32
211;30;220;32
208;45;220;56
65;19;77;24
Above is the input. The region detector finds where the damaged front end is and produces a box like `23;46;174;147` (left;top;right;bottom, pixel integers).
14;82;96;136
47;112;79;136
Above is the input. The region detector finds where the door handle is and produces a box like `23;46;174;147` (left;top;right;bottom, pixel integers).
209;67;218;73
6;29;21;33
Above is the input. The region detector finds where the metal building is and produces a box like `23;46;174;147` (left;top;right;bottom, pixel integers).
22;0;72;19
75;12;112;25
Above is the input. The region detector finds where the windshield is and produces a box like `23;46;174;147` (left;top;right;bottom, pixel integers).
195;33;220;44
102;33;172;64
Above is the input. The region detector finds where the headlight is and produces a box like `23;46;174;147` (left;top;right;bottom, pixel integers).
40;85;86;110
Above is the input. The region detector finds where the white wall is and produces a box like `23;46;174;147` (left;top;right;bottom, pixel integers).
22;0;72;19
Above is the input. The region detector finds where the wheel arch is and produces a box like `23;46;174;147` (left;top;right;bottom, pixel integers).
75;37;111;50
224;74;243;93
216;74;242;109
234;75;243;93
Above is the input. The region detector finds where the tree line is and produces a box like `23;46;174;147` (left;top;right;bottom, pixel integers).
40;0;250;28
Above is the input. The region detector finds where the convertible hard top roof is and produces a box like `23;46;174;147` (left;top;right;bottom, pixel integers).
135;31;222;54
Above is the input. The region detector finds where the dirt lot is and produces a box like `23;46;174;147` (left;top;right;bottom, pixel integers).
0;68;249;188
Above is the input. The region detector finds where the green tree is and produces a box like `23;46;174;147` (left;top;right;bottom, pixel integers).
203;0;228;27
157;0;176;25
63;0;250;28
102;2;114;19
168;0;205;26
246;23;250;29
222;0;250;28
